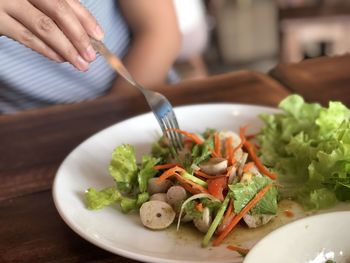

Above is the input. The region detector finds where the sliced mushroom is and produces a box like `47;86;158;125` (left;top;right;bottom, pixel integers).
243;214;275;228
193;207;212;233
199;157;228;175
150;193;168;203
147;178;172;194
166;185;187;207
139;200;176;230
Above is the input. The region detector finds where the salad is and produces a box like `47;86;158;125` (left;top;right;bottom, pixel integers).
85;125;278;248
85;94;350;248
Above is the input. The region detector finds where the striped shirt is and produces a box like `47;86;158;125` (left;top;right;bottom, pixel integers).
0;0;130;113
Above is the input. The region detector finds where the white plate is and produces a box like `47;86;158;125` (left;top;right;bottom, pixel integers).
244;211;350;263
52;103;286;263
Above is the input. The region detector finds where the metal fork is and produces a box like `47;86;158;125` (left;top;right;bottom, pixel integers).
90;38;183;154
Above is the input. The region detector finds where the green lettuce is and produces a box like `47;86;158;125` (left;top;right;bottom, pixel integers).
191;134;214;167
86;144;158;212
138;155;160;193
108;144;138;193
258;94;350;209
85;187;121;210
229;176;278;215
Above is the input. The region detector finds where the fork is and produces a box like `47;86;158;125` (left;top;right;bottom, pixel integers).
90;38;183;154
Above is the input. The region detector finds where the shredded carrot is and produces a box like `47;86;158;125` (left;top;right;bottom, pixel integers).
225;137;234;165
195;202;204;212
174;173;209;194
243;140;277;180
156;166;185;184
226;166;234;178
167;128;203;145
239;125;277;180
217;200;235;235
154;163;180;170
284;210;294;218
243;162;255;173
245;133;256;140
227;245;249;255
212;184;273;246
214;132;221;157
210;148;221;158
181;182;202;195
224;200;233;218
194;170;226;179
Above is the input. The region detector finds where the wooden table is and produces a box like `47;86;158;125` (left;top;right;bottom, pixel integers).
269;55;350;107
0;71;289;263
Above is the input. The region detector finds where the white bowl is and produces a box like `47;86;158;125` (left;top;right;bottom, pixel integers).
244;211;350;263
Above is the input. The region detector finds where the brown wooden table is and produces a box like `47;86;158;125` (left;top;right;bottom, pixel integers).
0;71;289;263
270;55;350;107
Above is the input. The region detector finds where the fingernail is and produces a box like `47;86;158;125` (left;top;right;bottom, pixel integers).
83;45;96;62
76;55;89;71
94;25;104;40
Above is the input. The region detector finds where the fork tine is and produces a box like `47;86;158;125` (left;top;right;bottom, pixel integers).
166;111;183;150
162;117;181;153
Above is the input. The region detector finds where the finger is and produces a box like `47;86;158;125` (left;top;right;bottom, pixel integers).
0;14;64;63
65;0;104;40
8;1;89;71
29;0;96;62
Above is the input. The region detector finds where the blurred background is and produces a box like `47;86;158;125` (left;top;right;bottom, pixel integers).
174;0;350;80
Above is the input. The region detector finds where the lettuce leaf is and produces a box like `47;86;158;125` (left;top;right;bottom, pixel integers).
138;155;160;193
85;187;121;210
108;144;138;193
229;176;278;215
258;95;350;209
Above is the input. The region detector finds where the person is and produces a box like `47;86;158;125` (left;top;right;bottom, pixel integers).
0;0;181;113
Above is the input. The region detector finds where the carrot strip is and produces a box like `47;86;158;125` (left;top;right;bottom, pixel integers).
194;170;226;179
174;173;209;194
212;184;273;246
217;200;235;235
245;133;256;140
227;245;249;255
225;137;234;165
181;182;202;195
154;163;180;170
156;166;185;184
244;140;277;180
243;162;255;173
195;202;204;212
167;128;203;145
210;148;221;158
239;125;277;180
214;132;221;157
284;210;294;218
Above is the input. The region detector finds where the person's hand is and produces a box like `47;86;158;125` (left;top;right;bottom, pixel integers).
0;0;104;71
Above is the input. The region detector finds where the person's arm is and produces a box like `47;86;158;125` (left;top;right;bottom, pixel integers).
111;0;181;94
0;0;104;71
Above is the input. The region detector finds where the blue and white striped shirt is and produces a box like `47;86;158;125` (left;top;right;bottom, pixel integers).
0;0;130;113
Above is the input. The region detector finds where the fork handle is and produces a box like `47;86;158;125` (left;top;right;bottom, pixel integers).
90;38;139;88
